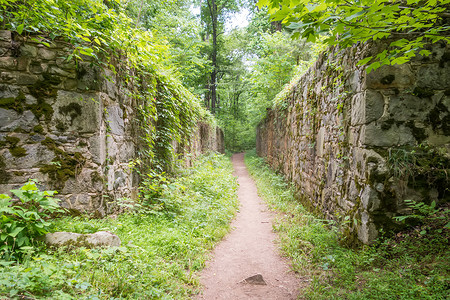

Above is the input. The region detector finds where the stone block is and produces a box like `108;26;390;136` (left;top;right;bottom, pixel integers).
64;79;78;90
351;93;365;125
48;65;76;78
56;58;76;70
361;186;381;212
3;143;55;169
366;64;415;89
62;168;103;194
0;84;19;98
38;48;57;60
0;57;16;70
417;64;450;90
118;141;135;161
45;231;120;248
0;109;38;132
363;123;415;147
106;106;124;136
17;74;38;85
51;90;101;134
20;44;37;57
77;62;100;91
365;90;384;123
357;212;378;244
0;30;11;42
89;134;106;165
16;57;29;71
29;61;47;74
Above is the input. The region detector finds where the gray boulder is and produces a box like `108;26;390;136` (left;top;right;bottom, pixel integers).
45;231;121;248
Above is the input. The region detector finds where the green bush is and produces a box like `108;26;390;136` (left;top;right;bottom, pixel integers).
0;180;63;260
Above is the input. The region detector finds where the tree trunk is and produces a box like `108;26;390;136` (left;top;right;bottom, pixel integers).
207;0;218;114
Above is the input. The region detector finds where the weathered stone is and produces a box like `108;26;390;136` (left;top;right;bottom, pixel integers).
30;62;46;74
77;62;100;91
3;143;55;169
48;65;76;78
363;123;415;147
366;64;415;89
16;74;38;85
106;106;124;136
45;231;121;248
89;134;106;165
0;109;38;132
64;79;78;90
16;57;29;71
25;94;37;105
51;91;101;134
361;186;381;212
38;48;57;60
365;90;384;123
20;44;37;57
417;64;450;90
241;274;267;285
357;213;378;244
0;30;12;42
0;57;16;70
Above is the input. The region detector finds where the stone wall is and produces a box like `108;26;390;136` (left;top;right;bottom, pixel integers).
0;30;224;215
256;42;450;244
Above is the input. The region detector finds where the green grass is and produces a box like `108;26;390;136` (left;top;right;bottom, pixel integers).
244;149;449;300
0;153;239;299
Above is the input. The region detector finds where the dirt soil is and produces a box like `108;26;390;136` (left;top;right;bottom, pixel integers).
197;153;301;299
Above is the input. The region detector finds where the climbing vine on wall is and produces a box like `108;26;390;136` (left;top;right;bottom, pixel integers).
0;0;211;174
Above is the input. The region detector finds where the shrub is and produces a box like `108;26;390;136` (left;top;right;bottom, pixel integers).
0;180;63;260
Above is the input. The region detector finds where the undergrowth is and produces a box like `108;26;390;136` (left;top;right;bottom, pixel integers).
0;153;238;299
244;149;449;300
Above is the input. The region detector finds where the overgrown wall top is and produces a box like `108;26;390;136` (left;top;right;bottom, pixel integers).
257;41;450;244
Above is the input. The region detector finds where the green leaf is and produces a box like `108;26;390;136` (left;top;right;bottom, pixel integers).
9;226;24;237
17;24;24;35
357;56;372;66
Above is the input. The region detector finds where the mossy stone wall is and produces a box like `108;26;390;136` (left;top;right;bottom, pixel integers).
0;30;223;215
256;42;450;244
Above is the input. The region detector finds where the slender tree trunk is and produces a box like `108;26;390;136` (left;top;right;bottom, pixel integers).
207;0;218;114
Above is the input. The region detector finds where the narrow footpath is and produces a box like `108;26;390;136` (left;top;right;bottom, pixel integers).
197;153;301;299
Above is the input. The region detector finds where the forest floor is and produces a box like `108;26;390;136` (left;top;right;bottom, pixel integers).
197;153;303;299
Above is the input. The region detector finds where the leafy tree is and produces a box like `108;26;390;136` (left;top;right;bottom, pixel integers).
198;0;241;113
257;0;450;71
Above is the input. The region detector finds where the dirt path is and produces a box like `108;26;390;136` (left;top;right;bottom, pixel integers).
197;153;301;299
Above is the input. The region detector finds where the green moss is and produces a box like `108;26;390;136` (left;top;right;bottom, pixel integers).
33;125;44;134
13;171;24;176
9;146;27;157
405;121;428;143
90;171;103;184
5;136;20;146
413;87;434;99
0;155;10;184
55;121;66;132
426;102;449;134
0;91;26;113
40;138;85;188
28;98;54;122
